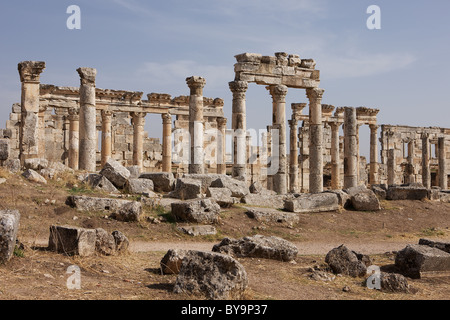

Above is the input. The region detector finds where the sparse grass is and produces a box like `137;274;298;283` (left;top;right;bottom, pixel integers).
420;227;445;237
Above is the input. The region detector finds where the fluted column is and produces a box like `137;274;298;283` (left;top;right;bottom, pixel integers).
369;124;379;185
344;107;358;189
131;112;146;170
77;67;97;172
101;110;113;167
306;88;325;193
187;76;206;174
18;61;46;163
422;133;431;189
229;80;248;180
289;118;299;193
438;137;447;189
217;117;227;175
68;108;80;170
330;122;341;190
162;113;172;173
268;85;288;194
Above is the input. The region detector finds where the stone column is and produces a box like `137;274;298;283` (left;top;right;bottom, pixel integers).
229;80;248;180
387;149;396;186
406;140;415;184
187;76;206;174
289;118;299;193
131;112;146;170
77;67;97;172
438;137;447;190
268;85;288;194
330;122;341;190
344;107;358;189
162;113;172;173
68;108;80;170
369;124;379;185
101;110;113;167
306;88;325;193
422;133;431;189
38;106;47;159
17;61;46;163
217;117;227;175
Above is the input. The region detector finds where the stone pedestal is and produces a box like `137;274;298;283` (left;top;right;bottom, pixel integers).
101;110;112;167
131;112;146;170
187;77;206;174
68;109;80;170
162;113;172;173
229;81;248;180
217;117;227;175
18;61;46;164
307;88;325;193
77;67;97;172
344;107;358;189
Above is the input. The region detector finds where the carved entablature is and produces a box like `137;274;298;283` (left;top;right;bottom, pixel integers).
234;52;320;89
356;106;380;125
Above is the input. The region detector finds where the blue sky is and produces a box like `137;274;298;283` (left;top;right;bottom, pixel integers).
1;0;449;158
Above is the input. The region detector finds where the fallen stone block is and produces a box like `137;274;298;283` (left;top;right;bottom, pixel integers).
386;185;428;201
24;158;48;171
395;244;450;279
206;187;238;208
440;192;450;203
0;210;20;264
350;190;381;211
379;272;410;293
419;238;450;254
212;235;298;262
22;169;47;184
0;139;9;161
48;225;96;257
85;174;119;194
249;181;276;195
95;228;116;256
210;176;249;198
173;250;248;300
99;158;131;189
110;201;143;222
371;185;387;200
428;188;441;201
245;207;299;226
3;159;20;173
126;166;141;179
160;249;188;275
139;172;175;192
125;178;154;195
112;230;129;253
169;178;203;200
242;194;287;209
177;225;217;237
171;199;221;224
182;174;228;193
284;193;339;213
325;190;351;208
325;245;369;278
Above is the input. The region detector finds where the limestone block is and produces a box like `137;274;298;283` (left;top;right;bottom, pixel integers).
22;169;47;184
48;225;96;257
325;245;369;278
210;177;249;198
206;187;238;208
160;249;188;275
3;159;20;173
242;194;287;209
386;185;428;200
0;139;10;161
99;158;131;189
169;178;203;200
171;199;221;224
177;225;217;237
24;158;49;171
245;207;299;226
85;174;119;194
139;172;175;192
419;238;450;254
213;235;298;262
125;178;154;195
0;210;20;264
284;193;339;213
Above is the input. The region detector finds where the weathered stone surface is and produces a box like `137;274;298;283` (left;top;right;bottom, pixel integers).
371;184;387;200
139;172;175;192
3;159;20;173
169;178;203;200
160;249;188;275
48;225;96;257
386;185;428;201
171;199;221;224
395;244;450;279
182;174;228;193
427;188;441;201
22;169;47;184
439;192;450;203
206;187;238;208
242;194;287;209
245;207;299;226
284;193;339;213
95;228;116;256
325;245;368;277
0;210;20;264
0;139;10;161
126;166;141;179
99;159;131;189
213;235;298;262
419;238;450;254
125;178;154;195
66;195;142;222
210;177;250;198
173;250;248;300
350;190;381;211
24;158;48;171
309;270;336;282
112;230;129;253
177;225;217;237
249;181;276;195
325;190;351;208
85;174;119;193
380;272;410;293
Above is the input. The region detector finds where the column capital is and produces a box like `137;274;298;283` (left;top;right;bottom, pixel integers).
186;76;206;95
421;132;430;140
38;106;47;113
101;109;113;119
131;112;146;126
162;113;172;124
229;80;248;93
288;119;298;129
267;84;288;102
369;124;380;131
77;67;97;86
306;88;325;102
18;61;46;83
329;121;342;131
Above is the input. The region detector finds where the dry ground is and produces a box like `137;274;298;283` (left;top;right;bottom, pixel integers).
0;169;449;301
